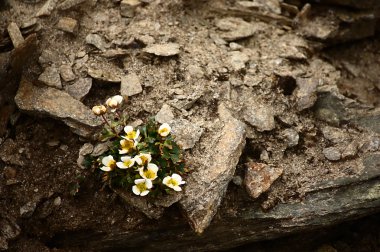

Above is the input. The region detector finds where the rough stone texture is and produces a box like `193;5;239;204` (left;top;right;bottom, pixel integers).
170;119;204;150
35;0;58;17
315;93;346;126
91;142;110;157
0;217;20;251
58;0;87;10
281;128;299;147
244;102;275;132
56;17;78;34
87;67;121;83
310;0;380;9
155;104;174;123
20;201;37;218
7;22;24;48
180;104;246;233
120;0;141;18
85;33;107;51
295;77;318;111
322;126;348;144
38;66;62;89
228;51;249;71
244;162;283;199
143;43;180;56
120;73;142;97
323;147;342;161
15;79;102;138
65;78;92;100
215;17;260;41
59;64;76;82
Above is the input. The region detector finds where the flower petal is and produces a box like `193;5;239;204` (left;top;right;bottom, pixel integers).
145;179;153;189
100;166;111;172
132;185;140;195
147;163;159;172
102;155;114;166
124;125;133;134
173;186;182;192
171;173;182;181
140;190;149;196
116;162;128;169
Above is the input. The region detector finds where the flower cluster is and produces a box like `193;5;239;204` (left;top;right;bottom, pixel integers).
90;95;187;197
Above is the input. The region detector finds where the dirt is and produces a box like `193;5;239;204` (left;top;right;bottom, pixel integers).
1;0;380;251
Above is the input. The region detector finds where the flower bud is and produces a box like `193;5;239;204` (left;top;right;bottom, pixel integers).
92;105;107;116
106;95;123;112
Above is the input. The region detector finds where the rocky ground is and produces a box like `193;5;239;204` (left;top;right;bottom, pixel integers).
0;0;380;251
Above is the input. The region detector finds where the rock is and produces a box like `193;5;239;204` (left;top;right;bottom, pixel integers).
354;114;380;134
120;0;141;18
238;0;281;14
143;43;180;57
120;73;142;97
39;49;58;65
341;140;359;159
155;104;174;124
281;128;299;147
244;162;283;199
0;139;25;166
56;17;78;34
215;17;260;42
53;197;62;206
0;217;20;251
232;175;243;186
58;0;86;10
315;93;346;126
65;78;92;100
323;147;341;161
20;201;37;218
79;143;94;156
180;104;246;233
101;49;128;58
36;0;58;17
46;140;60;146
59;64;76;82
170;119;203;150
15;78;102;138
85;34;107;51
321;126;348;144
91;142;110;157
87;67;121;83
7;22;24;48
3;166;17;179
228;51;249;71
310;0;380;10
229;42;243;50
244;102;275;132
186;65;204;80
295;78;318;111
38;66;62;89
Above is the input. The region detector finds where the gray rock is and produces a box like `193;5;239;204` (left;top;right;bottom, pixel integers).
295;78;318;111
237;0;281;14
281;128;299;147
170;119;203;150
53;197;62;206
228;51;249;71
87;67;121;83
143;43;180;57
244;102;275;132
91;142;110;157
58;0;86;10
120;73;142;96
15;79;102;138
341;140;359;159
120;0;141;18
155;104;174;124
229;42;243;50
186;65;204;80
244;162;283;199
7;22;24;48
60;64;76;82
315;93;346;126
79;143;94;156
65;78;92;101
321;126;348;144
20;201;37;218
215;17;260;42
85;34;107;51
38;66;62;89
39;49;58;65
36;0;58;17
232;175;243;186
354;114;380;134
323;147;341;161
56;17;78;34
180;104;246;233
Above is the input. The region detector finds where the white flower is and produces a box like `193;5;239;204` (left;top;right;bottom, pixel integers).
139;163;158;180
101;155;116;172
132;179;152;196
162;173;185;191
116;156;135;169
106;95;123;112
123;125;140;141
92;105;107;116
158;123;171;137
135;153;152;166
119;139;136;154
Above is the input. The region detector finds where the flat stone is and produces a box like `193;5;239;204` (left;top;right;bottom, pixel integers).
79;143;94;156
155;104;174;124
87;67;121;83
244;102;275;132
39;49;58;65
180;104;246;233
315;93;346;126
323;147;341;161
120;0;141;18
228;51;249;71
7;22;24;48
91;142;110;157
170;119;203;150
215;17;260;42
60;64;76;82
58;0;86;10
38;66;62;89
281;128;299;147
65;78;92;101
120;73;142;96
238;0;281;14
321;126;348;144
36;0;58;17
244;162;283;199
143;43;180;57
15;78;102;138
85;34;107;51
295;78;318;111
56;17;78;34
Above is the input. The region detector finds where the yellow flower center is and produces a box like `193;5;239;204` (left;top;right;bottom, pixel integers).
123;159;133;167
167;178;179;187
140;155;148;165
108;160;116;170
126;131;136;140
121;139;134;152
159;128;169;135
136;182;147;192
143;169;156;180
